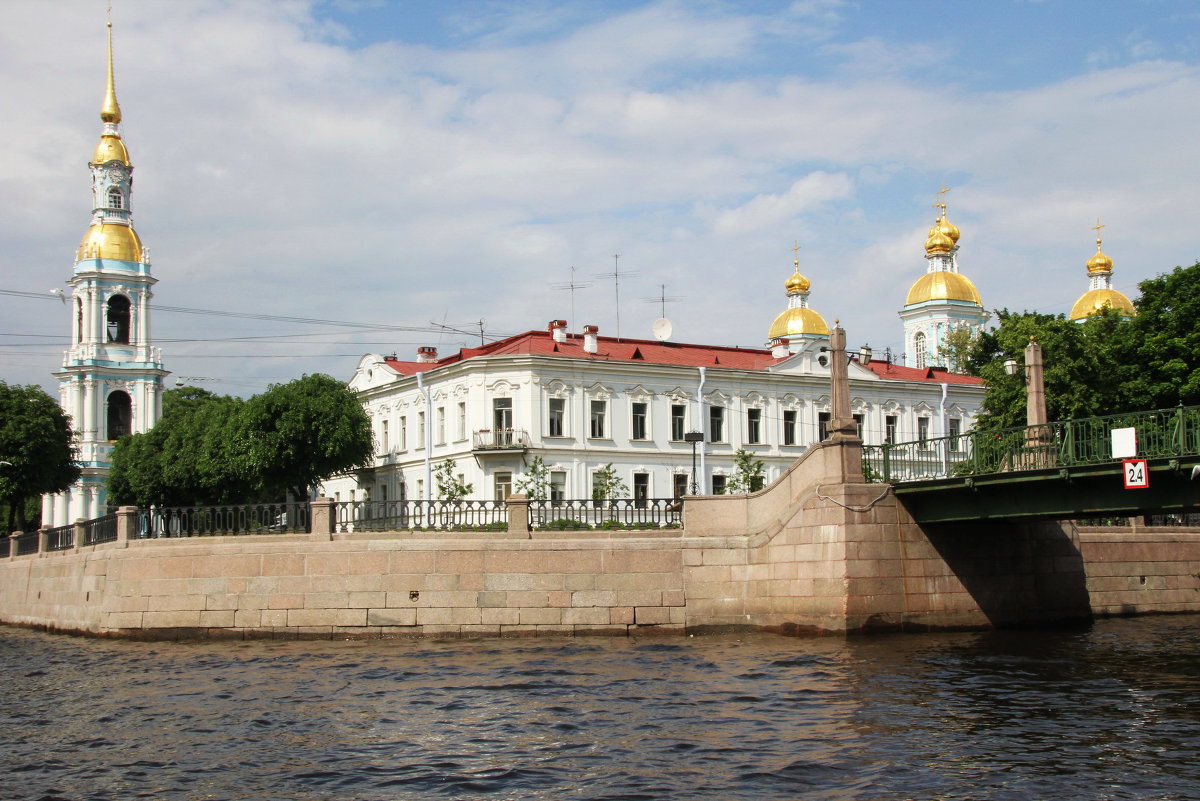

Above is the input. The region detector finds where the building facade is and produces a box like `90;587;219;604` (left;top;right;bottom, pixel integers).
44;22;167;525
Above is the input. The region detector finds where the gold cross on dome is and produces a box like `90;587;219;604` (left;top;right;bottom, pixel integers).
1092;218;1105;247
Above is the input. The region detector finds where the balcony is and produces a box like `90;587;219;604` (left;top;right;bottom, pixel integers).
473;428;531;451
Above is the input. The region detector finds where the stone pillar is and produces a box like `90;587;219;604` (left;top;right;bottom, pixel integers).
310;497;334;541
116;505;138;545
507;493;531;538
38;526;52;554
827;323;864;480
1025;338;1047;427
73;519;86;551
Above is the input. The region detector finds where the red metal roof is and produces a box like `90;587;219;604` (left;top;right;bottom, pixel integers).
382;329;982;385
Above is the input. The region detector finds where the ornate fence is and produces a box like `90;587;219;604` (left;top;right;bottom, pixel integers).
136;502;310;538
531;498;683;531
83;513;118;546
863;404;1200;484
333;499;507;532
45;524;75;552
13;531;40;556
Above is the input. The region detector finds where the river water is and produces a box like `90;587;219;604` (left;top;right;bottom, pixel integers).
3;616;1200;801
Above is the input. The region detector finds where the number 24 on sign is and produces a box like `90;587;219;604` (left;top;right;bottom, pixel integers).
1123;459;1149;489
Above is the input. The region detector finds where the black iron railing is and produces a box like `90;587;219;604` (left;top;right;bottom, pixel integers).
45;524;74;552
0;536;9;558
334;499;507;532
13;531;39;556
83;513;118;546
531;498;683;531
137;503;310;538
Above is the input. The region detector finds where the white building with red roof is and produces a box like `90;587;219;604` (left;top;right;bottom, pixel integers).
318;314;984;505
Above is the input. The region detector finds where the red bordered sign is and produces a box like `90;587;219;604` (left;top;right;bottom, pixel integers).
1123;459;1150;489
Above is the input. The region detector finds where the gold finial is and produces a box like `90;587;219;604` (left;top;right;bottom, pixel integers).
792;240;801;266
936;184;951;218
1092;217;1105;250
101;9;122;124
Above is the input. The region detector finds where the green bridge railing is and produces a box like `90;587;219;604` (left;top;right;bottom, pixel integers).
862;404;1200;484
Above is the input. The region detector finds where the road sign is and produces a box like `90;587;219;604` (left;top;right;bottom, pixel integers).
1123;459;1149;489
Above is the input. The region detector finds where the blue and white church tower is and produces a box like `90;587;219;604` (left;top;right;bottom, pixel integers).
899;195;989;370
45;21;167;525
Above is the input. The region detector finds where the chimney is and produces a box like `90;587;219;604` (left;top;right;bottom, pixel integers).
416;346;438;363
770;338;790;359
583;325;599;354
548;319;567;343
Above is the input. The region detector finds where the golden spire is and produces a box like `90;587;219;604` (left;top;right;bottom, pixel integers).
100;15;121;124
1086;218;1113;274
785;241;810;293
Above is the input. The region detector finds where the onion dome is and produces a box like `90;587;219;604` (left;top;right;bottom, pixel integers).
784;260;810;293
905;271;983;305
1070;288;1136;320
924;226;954;254
768;254;828;340
93;134;130;166
1086;240;1114;274
77;223;143;262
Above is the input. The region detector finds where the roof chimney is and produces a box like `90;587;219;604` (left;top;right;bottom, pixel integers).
548;319;567;343
416;346;438;363
770;338;790;359
582;325;599;354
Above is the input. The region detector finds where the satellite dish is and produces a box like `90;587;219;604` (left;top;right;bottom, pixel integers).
652;318;673;341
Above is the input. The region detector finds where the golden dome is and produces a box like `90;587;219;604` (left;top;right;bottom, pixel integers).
768;307;830;340
937;215;960;244
785;263;810;293
1070;288;1135;320
924;226;954;254
905;271;982;306
1086;248;1113;274
93;134;130;166
77;223;143;262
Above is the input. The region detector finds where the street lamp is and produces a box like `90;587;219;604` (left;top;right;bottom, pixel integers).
818;342;873;366
683;431;704;495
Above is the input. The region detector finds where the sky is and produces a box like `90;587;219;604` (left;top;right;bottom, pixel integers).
4;0;1200;397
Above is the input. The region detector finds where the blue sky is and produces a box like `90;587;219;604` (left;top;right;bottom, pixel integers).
4;0;1200;395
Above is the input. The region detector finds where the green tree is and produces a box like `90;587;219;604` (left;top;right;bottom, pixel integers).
434;459;474;501
591;463;628;501
1120;261;1200;409
725;448;766;494
940;325;979;374
241;374;374;501
514;455;550;500
0;382;80;531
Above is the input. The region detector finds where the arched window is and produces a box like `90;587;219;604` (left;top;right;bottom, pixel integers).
75;297;83;343
106;295;130;343
914;331;928;369
107;186;124;209
107;390;132;440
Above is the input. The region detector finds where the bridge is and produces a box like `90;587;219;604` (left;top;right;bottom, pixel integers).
863;405;1200;523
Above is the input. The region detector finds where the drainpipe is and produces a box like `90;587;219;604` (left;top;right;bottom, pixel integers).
417;371;432;497
940;381;949;476
697;366;706;492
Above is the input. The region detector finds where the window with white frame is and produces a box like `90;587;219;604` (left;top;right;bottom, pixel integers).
457;402;467;441
550;471;567;501
783;410;797;446
670;404;686;441
915;331;928;369
494;471;512;500
380;419;389;453
633;472;650;507
918;416;930;445
711;474;727;495
747;408;762;444
417;411;425;448
852;413;864;438
709;405;725;443
948;417;962;451
548;397;565;437
399;416;408;450
590;399;607;438
818;411;831;441
885;415;897;444
631;401;648;440
436;406;446;445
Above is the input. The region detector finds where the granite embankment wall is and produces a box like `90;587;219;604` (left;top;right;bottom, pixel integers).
3;440;1199;639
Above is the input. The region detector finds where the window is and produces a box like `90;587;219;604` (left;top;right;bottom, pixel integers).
436;406;446;445
948;417;962;451
673;473;689;498
493;397;512;431
670;404;686;441
918;417;930;445
783;410;797;446
550;471;567;502
709;406;725;443
818;411;831;441
853;413;864;438
747;408;762;444
417;411;425;448
107;186;124;210
914;331;928;369
633;473;650;507
106;295;130;343
380;419;389;453
75;298;83;343
885;415;897;444
711;475;727;495
631;402;648;440
416;479;424;500
494;471;512;501
399;416;408;450
548;397;565;437
590;399;607;438
457;402;467;441
380;484;388;502
106;390;132;440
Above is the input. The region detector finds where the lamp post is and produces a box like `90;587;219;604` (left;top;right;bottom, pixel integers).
684;431;704;494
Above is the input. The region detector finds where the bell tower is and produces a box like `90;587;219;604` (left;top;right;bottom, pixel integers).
45;18;167;525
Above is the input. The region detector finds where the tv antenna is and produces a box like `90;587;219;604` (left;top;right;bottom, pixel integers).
596;254;638;340
550;266;593;330
643;284;682;318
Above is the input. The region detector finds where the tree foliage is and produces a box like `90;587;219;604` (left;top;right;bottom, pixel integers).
591;463;628;501
110;375;372;506
0;382;80;531
433;458;474;502
725;449;766;494
514;455;550;500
